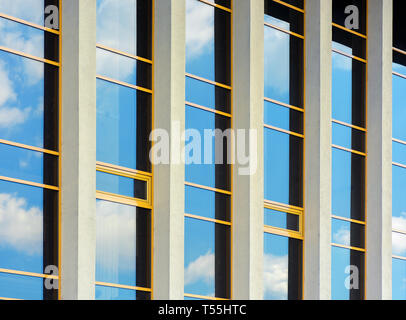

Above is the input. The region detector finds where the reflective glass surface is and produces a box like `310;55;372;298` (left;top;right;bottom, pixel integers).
332;0;366;35
332;27;366;59
263;233;302;300
264;100;303;134
0;273;43;300
185;0;230;85
393;74;406;142
0;50;59;150
96;0;152;59
331;246;364;300
0;0;58;26
393;141;406;166
185;106;231;191
96;200;150;288
185;185;230;222
184;217;230;299
393;232;406;259
264;0;304;35
332;122;365;153
96;171;147;200
264;27;303;107
332;218;364;249
96;79;151;172
264;208;299;232
393;258;406;300
264;128;303;207
96;285;150;300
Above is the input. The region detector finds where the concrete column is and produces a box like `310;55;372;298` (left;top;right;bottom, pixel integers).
304;0;332;300
232;0;264;300
152;0;186;300
366;0;393;300
60;0;97;300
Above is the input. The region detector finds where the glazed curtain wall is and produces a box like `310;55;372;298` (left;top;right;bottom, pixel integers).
392;0;406;301
263;0;304;300
331;0;367;300
184;0;232;300
95;0;153;300
0;0;60;300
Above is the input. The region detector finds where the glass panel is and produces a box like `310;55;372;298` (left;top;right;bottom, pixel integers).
332;122;365;153
0;50;59;150
393;59;406;76
0;0;59;26
333;27;366;59
96;48;152;90
393;0;406;52
264;0;304;35
96;285;150;300
332;51;366;127
393;258;406;300
185;106;231;191
0;17;59;61
332;0;367;35
0;180;57;274
264;208;300;232
96;0;152;59
0;273;43;300
185;0;231;85
263;233;302;300
204;0;231;9
264;100;303;134
185;76;231;114
96;200;150;288
332;148;365;221
0;143;58;186
332;218;364;249
264;26;303;107
272;0;304;9
331;246;364;300
184;217;230;299
393;74;406;142
264;128;303;207
185;185;230;222
96;171;147;200
393;141;406;166
393;232;406;259
96;79;151;172
393;166;406;233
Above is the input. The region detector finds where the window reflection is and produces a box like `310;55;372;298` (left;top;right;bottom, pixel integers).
0;0;58;26
393;258;406;300
0;273;43;300
96;285;150;300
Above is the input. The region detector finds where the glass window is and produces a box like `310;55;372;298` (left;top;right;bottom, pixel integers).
332;218;364;249
96;285;150;300
0;273;43;300
96;171;147;200
332;0;366;35
263;233;302;300
332;122;365;153
264;208;300;232
184;217;230;299
393;74;406;142
264;0;304;35
0;0;58;26
393;166;406;233
393;258;406;300
264;100;303;134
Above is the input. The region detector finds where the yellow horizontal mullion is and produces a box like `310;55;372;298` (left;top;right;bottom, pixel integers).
96;44;153;64
332;119;366;132
97;161;152;177
264;204;302;216
186;73;232;90
264;226;303;240
185;181;232;196
0;268;58;280
0;139;59;156
0;297;22;301
264;97;304;113
264;22;304;40
96;75;152;94
0;176;59;191
264;124;304;138
393;47;406;56
96;191;152;210
198;0;231;13
185;213;231;226
332;144;366;157
0;12;60;35
184;293;229;301
332;22;367;39
95;281;151;292
331;243;365;253
272;0;304;13
264;199;303;213
332;48;367;63
331;215;366;226
186;101;232;118
0;46;60;66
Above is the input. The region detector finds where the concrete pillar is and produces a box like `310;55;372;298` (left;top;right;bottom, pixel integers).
304;0;332;300
60;0;97;299
232;0;264;300
366;0;393;300
152;0;186;300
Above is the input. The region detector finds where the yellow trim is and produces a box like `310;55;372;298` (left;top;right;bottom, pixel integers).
198;0;232;13
185;181;232;196
272;0;304;13
264;225;303;240
332;48;367;63
95;281;151;293
264;123;304;138
393;138;406;146
331;243;366;253
393;70;406;80
185;213;231;226
264;22;304;39
96;191;152;210
0;268;58;280
332;119;366;132
184;293;229;301
332;22;367;39
393;162;406;170
393;47;406;56
332;144;366;157
0;297;22;301
332;215;366;226
96;75;153;94
264;199;303;214
0;45;60;66
0;139;59;156
264;97;304;113
96;44;152;64
0;176;59;191
150;0;155;300
186;101;232;118
185;73;232;90
97;161;152;177
0;12;60;34
57;0;62;300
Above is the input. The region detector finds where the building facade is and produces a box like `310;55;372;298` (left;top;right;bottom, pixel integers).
0;0;403;300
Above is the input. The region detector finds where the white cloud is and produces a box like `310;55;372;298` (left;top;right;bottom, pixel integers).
0;60;16;106
333;227;351;247
263;254;288;300
0;0;44;25
185;250;215;286
0;193;42;255
393;213;406;256
186;0;214;60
